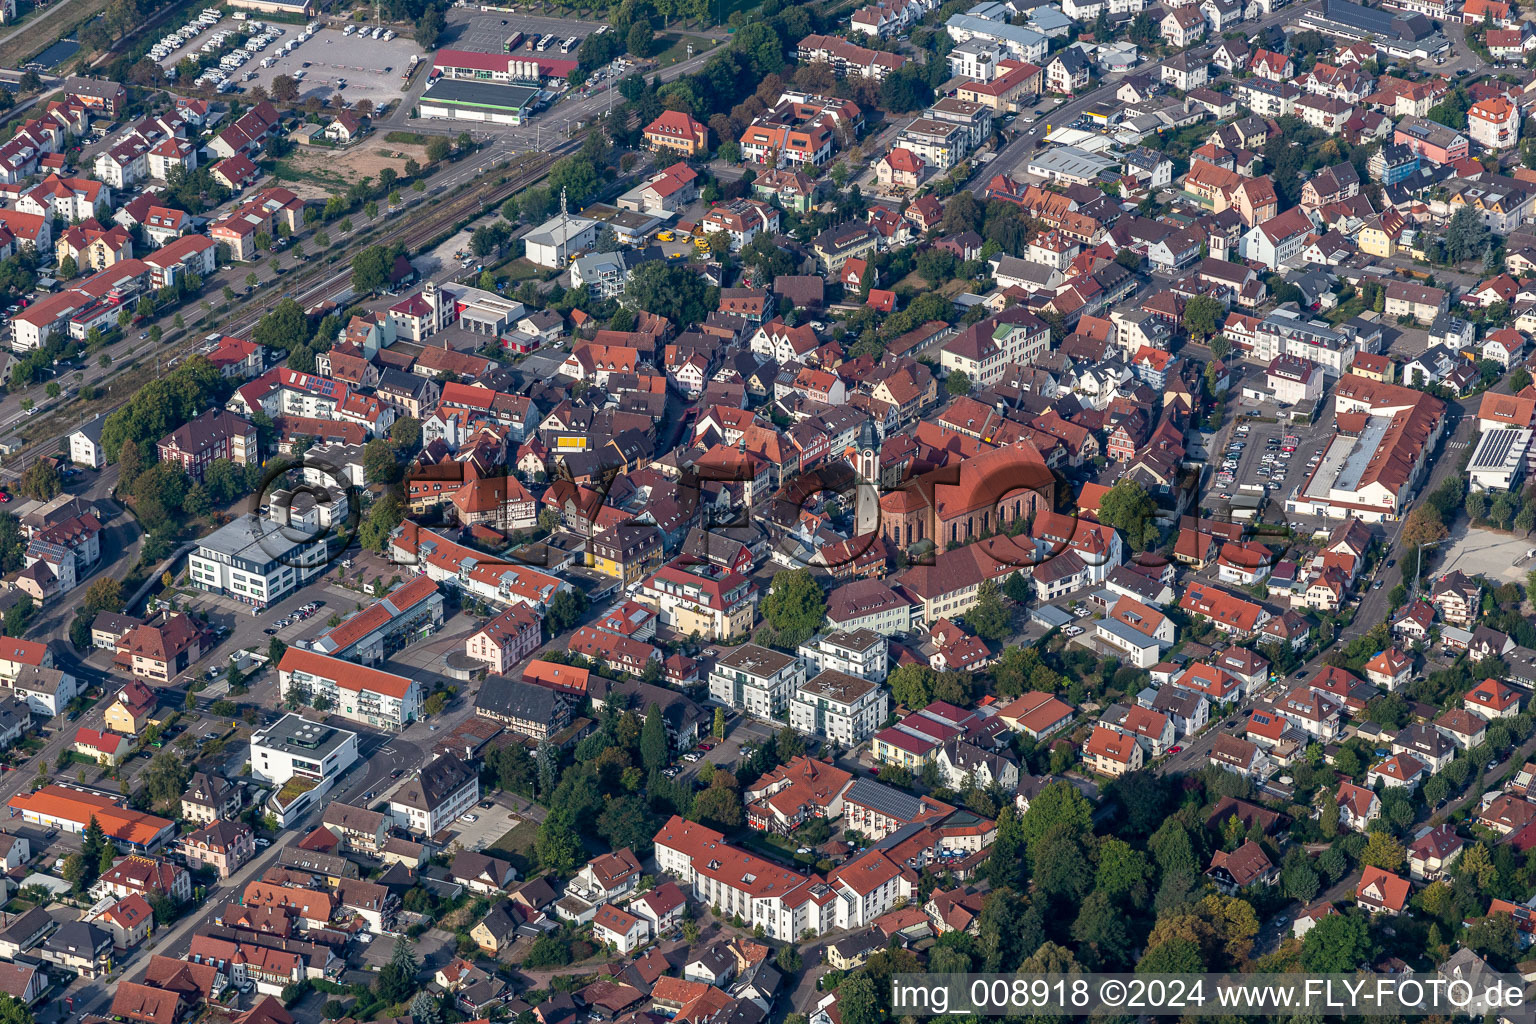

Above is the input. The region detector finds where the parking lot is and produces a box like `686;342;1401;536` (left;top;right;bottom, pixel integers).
1209;416;1333;509
1436;525;1536;587
444;799;525;852
153;15;238;75
442;7;605;56
243;27;425;108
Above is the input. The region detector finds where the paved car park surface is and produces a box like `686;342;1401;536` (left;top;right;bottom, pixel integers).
244;27;425;107
1208;414;1334;512
443;7;605;56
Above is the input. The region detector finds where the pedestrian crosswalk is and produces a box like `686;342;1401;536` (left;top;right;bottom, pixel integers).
1447;441;1468;451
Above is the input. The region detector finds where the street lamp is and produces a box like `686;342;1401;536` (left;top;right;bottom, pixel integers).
1412;537;1450;598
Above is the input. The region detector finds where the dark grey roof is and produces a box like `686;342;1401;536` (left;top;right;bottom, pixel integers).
477;901;520;941
322;801;384;835
394;753;477;812
421;78;539;111
278;842;354;878
832;929;886;959
0;907;54;946
44;920;110;956
475;676;565;725
688;943;735;975
845;777;924;822
589;678;705;733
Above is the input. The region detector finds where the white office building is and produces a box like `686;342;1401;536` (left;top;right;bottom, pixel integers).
1468;429;1532;493
187;512;331;609
250;714;360;789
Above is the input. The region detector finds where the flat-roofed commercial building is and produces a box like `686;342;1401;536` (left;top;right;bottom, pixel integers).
419;80;539;126
1468;428;1532;493
250;714;359;789
188;513;330;609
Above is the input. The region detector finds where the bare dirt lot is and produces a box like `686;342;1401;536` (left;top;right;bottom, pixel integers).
273;141;430;198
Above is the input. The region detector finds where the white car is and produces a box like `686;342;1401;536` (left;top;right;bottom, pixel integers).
460;813;478;823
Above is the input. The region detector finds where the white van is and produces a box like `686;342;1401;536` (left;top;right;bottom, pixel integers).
342;23;355;35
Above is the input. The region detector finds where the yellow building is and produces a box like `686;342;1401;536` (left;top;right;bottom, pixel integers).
585;524;663;585
638;563;757;641
1357;220;1397;258
643;110;709;157
872;728;935;770
103;681;158;736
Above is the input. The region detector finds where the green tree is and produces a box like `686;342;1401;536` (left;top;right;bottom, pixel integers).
760;568;825;647
1022;780;1094;850
535;809;583;873
1095;838;1153;907
625;260;711;326
946;371;972;396
1182;294;1224;340
1137;938;1204;973
627;21;654;56
546;589;586;632
1300;912;1370;972
961;580;1011;641
18;462;60;501
142;750;190;811
1447;204;1492;263
1097;480;1159;550
1361;830;1405;871
693;783;743;827
1468;911;1522;965
351;246;391;294
62;853;88;892
640;707;669;773
836;976;878;1024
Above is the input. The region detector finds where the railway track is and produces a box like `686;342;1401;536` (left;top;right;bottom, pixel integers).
221;141;575;335
3;139;577;474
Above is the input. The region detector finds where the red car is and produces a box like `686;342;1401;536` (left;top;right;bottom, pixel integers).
1168;745;1182;754
0;493;12;503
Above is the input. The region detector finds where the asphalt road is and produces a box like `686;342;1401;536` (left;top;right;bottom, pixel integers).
1156;395;1475;776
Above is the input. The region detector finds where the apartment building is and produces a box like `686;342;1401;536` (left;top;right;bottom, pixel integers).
709;644;805;718
789;670;888;747
798;630;888;682
277;649;422;732
640;561;758;640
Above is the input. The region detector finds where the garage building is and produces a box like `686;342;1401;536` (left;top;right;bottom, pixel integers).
419;80;539;125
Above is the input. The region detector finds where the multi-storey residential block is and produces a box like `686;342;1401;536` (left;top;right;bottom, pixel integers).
277;649;422;732
798;630;888;682
789;670;888;746
709;644;805;717
640;561;758;640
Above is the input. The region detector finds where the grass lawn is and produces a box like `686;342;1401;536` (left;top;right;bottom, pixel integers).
489;817;540;875
493;257;542;286
652;33;716;66
385;131;431;146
